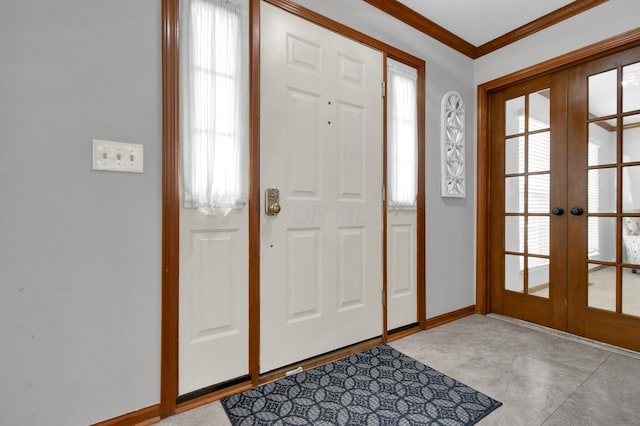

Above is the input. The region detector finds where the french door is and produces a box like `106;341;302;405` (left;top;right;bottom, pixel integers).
566;47;640;349
490;46;640;351
490;72;568;330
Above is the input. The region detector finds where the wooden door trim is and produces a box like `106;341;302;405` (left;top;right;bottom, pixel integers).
382;51;388;340
161;0;427;417
264;0;424;66
416;60;427;327
476;28;640;314
160;0;180;418
248;0;261;387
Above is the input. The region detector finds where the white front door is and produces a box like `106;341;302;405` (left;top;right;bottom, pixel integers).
259;2;384;373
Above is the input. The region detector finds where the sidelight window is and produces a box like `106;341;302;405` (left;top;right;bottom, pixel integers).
181;0;248;210
387;59;418;209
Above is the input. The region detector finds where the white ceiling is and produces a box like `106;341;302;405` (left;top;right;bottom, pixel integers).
397;0;575;46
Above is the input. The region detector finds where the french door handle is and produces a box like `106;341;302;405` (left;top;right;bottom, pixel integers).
570;206;584;216
551;207;564;216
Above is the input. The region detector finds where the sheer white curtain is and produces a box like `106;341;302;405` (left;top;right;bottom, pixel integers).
180;0;248;210
387;59;418;209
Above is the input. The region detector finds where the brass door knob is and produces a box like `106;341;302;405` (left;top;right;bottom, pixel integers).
268;202;281;215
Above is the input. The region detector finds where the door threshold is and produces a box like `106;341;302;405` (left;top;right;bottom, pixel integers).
258;336;383;385
488;313;640;360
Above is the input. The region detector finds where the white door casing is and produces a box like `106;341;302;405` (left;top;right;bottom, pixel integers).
260;2;384;373
178;195;249;394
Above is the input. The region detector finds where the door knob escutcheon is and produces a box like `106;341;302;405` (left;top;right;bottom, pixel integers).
265;188;281;216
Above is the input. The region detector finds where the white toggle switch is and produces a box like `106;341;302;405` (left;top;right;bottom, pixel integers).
92;140;143;173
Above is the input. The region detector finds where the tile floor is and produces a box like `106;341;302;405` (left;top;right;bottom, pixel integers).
156;314;640;425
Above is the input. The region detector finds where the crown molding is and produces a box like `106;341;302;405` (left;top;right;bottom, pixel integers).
364;0;609;59
475;0;608;57
362;0;476;57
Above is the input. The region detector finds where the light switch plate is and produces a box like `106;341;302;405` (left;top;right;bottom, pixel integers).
92;139;143;173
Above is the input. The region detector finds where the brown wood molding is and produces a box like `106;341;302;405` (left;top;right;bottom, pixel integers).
416;63;426;328
364;0;608;59
589;113;616;132
91;405;161;426
248;0;261;386
475;0;608;57
475;85;490;315
423;306;476;330
160;0;180;419
265;0;423;66
382;52;389;342
176;381;253;414
362;0;476;58
480;28;640;92
589;116;640;132
475;28;640;315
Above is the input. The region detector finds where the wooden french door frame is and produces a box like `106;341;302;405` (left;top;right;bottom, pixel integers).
565;45;640;350
488;72;569;330
161;0;426;418
477;29;640;314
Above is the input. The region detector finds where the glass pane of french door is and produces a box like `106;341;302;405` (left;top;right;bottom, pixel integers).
504;89;552;298
584;60;640;316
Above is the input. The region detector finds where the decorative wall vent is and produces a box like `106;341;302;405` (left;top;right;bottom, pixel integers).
441;91;466;198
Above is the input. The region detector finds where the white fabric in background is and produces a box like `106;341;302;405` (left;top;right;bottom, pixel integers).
180;0;248;210
387;59;418;209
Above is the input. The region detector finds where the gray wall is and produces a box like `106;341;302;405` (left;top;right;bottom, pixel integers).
0;1;161;425
294;0;477;318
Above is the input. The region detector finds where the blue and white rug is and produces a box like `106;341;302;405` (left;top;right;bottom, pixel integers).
222;344;501;425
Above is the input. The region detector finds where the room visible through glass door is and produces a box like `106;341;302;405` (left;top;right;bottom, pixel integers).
567;46;640;351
